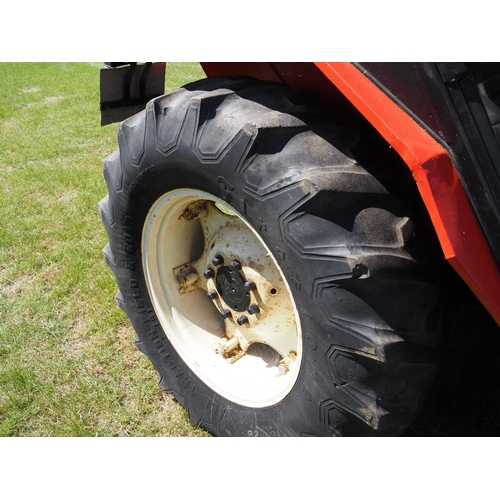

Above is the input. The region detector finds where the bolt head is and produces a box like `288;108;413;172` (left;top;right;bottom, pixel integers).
204;268;215;279
247;303;260;315
220;309;232;320
228;260;241;272
212;255;224;266
236;315;249;326
243;280;256;292
207;290;218;300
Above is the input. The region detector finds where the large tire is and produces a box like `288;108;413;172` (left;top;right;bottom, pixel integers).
99;76;441;436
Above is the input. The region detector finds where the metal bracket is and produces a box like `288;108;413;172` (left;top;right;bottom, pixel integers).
100;62;166;125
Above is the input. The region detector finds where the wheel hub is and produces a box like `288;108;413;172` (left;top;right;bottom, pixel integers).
214;265;250;312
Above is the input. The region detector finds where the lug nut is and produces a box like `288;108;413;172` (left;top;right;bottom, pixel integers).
228;260;241;272
243;280;256;292
212;255;224;266
247;303;260;315
220;309;232;320
204;268;215;279
207;290;218;300
236;315;249;326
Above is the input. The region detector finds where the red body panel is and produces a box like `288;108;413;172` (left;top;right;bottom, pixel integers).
201;62;500;325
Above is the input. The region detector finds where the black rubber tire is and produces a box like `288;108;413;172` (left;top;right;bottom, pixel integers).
99;76;441;436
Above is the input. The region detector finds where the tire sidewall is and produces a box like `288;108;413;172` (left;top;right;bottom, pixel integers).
116;151;338;437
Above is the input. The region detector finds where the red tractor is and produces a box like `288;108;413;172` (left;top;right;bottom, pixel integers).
99;62;500;436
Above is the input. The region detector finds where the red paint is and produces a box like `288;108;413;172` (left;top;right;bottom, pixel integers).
315;62;500;325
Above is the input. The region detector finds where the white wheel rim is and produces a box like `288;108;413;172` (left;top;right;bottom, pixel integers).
142;188;302;407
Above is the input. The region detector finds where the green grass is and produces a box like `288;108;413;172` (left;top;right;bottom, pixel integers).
0;62;208;436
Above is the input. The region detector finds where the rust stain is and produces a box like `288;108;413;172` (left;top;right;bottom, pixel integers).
173;263;199;294
179;200;207;221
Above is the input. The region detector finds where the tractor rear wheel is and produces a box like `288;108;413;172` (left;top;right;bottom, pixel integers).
99;76;441;436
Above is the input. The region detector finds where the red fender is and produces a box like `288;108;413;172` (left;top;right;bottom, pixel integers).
315;62;500;325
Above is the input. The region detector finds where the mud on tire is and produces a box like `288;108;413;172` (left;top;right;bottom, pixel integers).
99;76;441;436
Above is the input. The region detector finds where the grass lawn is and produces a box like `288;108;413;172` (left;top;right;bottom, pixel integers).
0;62;208;436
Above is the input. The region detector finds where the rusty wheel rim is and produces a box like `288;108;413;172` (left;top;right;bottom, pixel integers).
142;189;302;407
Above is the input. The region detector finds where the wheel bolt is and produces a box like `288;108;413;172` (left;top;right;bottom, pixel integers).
236;315;249;326
204;268;215;279
220;309;232;320
243;280;256;292
212;255;224;266
207;290;218;300
247;303;260;315
228;260;241;272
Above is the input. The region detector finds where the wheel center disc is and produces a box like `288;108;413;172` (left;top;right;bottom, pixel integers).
215;266;250;312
